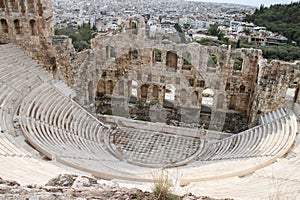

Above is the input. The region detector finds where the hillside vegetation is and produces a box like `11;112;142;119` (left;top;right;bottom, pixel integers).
55;23;97;51
245;2;300;46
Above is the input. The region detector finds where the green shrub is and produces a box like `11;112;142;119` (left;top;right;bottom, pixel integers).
102;110;112;115
55;22;96;51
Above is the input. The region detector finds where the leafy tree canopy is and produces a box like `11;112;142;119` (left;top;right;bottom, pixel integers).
55;22;97;51
244;2;300;46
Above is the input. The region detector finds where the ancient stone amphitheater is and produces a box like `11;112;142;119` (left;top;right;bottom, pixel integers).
0;43;300;199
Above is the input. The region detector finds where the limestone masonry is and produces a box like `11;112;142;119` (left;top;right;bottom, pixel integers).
0;1;300;199
1;2;299;127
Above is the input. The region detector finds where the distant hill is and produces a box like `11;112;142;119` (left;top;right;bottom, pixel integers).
245;2;300;46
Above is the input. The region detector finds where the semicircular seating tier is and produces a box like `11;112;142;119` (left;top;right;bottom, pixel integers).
1;43;300;198
18;81;298;183
0;43;88;185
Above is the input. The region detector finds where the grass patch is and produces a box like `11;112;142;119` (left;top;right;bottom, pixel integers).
151;170;180;200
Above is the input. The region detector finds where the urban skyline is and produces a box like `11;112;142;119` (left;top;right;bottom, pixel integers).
192;0;298;7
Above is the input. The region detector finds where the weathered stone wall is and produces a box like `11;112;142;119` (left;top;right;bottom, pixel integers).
249;60;300;125
51;35;76;86
84;30;262;128
2;5;299;127
87;29;299;126
0;0;55;70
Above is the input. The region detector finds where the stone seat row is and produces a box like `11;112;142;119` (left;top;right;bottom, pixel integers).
0;85;38;158
192;108;295;162
19;82;205;168
20;83;109;143
52;80;76;98
0;44;152;183
0;44;297;187
18;79;298;183
0;155;84;186
0;54;53;135
0;134;29;157
259;108;287;124
187;167;300;200
19;83;166;181
176;109;297;184
185;133;300;199
0;61;52;87
19;84;122;159
0;84;21;133
0;44;55;159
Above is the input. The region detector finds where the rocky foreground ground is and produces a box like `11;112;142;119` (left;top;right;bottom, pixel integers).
0;174;227;200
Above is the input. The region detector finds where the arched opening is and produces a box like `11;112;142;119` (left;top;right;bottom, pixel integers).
226;83;230;90
164;84;175;108
0;0;5;10
131;80;138;96
152;85;159;101
191;91;198;107
207;55;217;72
189;78;194;87
129;80;138;103
27;0;35;13
202;88;214;106
29;19;37;35
201;88;214;114
129;48;138;60
10;0;18;12
50;57;57;74
140;84;148;100
14;19;22;34
285;87;298;108
197;80;205;88
233;57;243;71
110;46;116;58
166;51;177;70
0;19;9;33
97;80;105;96
130;20;138;34
239;85;246;93
285;88;297;101
153;49;162;62
183;52;192;65
182;52;192;70
180;89;187;105
107;80;114;95
106;46;116;59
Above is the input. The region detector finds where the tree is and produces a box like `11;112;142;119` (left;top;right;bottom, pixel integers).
55;22;97;51
207;24;225;42
244;2;300;47
236;40;241;48
243;28;250;35
207;24;219;36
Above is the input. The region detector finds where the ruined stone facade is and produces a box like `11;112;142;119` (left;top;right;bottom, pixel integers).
1;4;299;128
60;17;299;128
